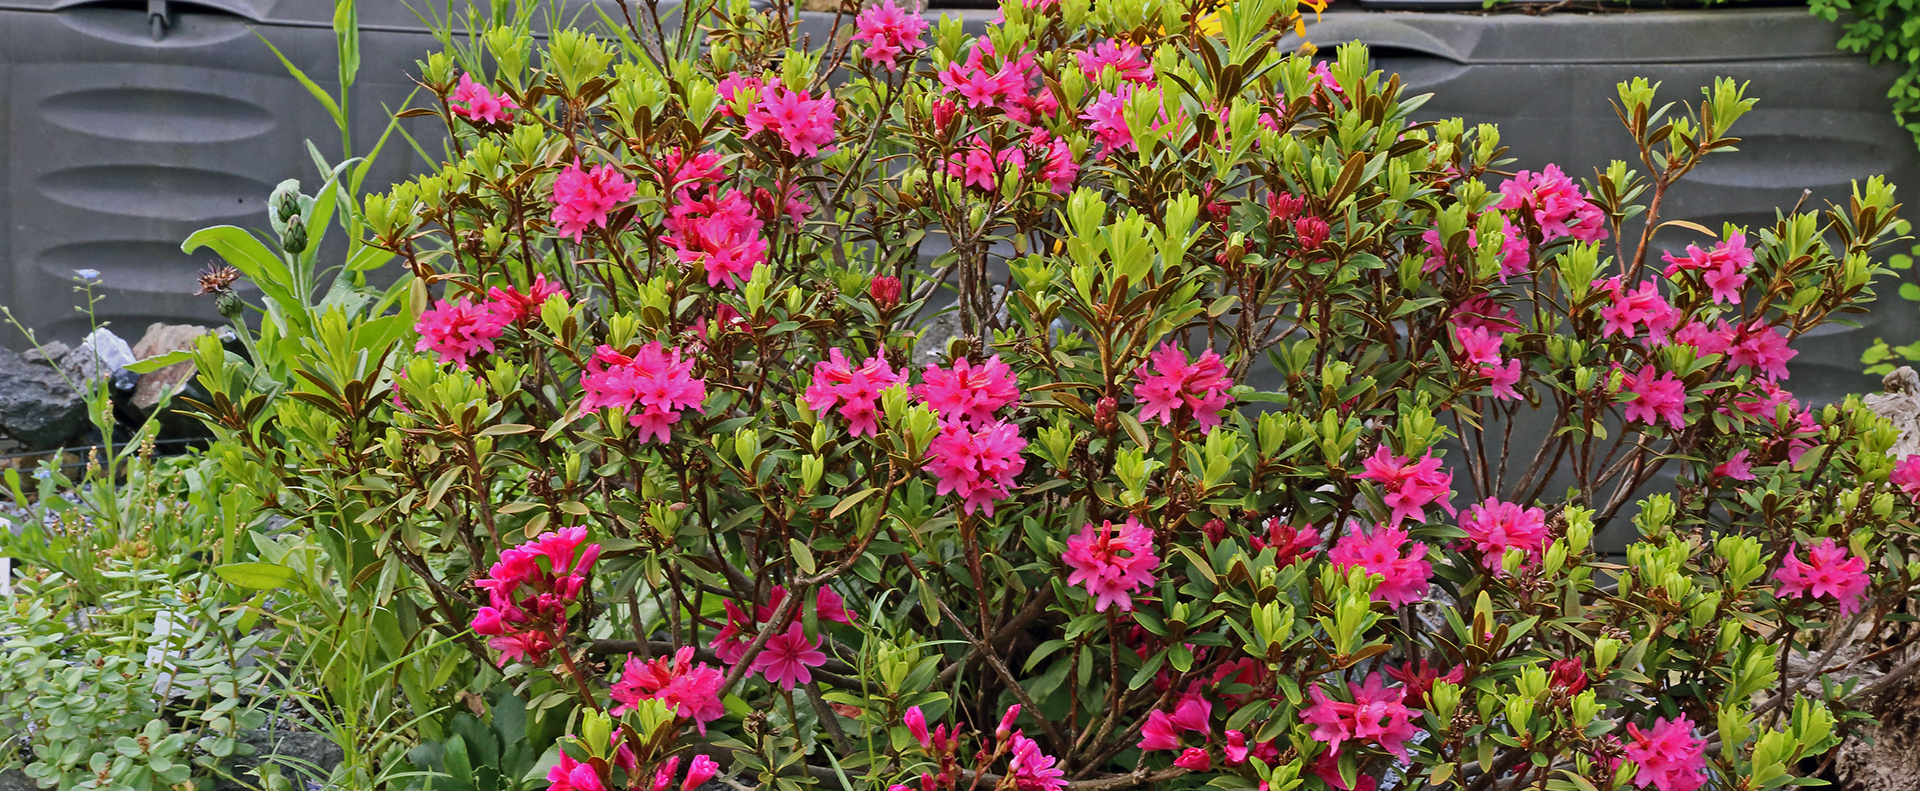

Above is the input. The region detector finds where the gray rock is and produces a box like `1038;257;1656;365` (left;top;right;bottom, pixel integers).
60;328;138;395
215;728;343;791
129;323;211;417
20;341;69;367
0;346;87;449
0;768;33;791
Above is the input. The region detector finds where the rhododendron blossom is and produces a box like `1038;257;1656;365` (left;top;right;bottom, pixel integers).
852;0;929;70
806;348;907;437
1774;538;1870;616
1459;498;1549;572
1893;454;1920;499
1328;525;1432;607
449;73;517;124
414;297;510;369
610;647;725;732
1495;164;1607;242
924;420;1027;515
471;527;603;666
1422;218;1530;280
1080;87;1135;153
1353;446;1456;526
580;343;708;443
1384;660;1463;709
749;622;828;689
1622;716;1709;791
917;355;1019;425
1618;365;1686;430
1078;39;1153;84
1662;230;1756;304
486;275;569;324
664;188;769;289
547;753;606;791
1725;320;1796;381
1133;344;1235;432
1598;278;1679;343
551;160;636;242
1713;449;1757;481
1250;519;1321;566
1062;518;1159;612
1302;673;1419;761
1138;693;1212;750
745;81;838;157
1007;732;1066;791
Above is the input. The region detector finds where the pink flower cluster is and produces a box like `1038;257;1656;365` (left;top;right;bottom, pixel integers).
1617;364;1686;430
1353;446;1456;527
806;348;907;437
1774;538;1870;617
1139;693;1212;750
1597;278;1678;344
1328;524;1432;607
925;420;1028;515
414;297;511;369
1077;39;1154;84
1452;323;1522;401
944;132;1079;195
1062;518;1159;612
937;40;1053;123
709;586;852;689
1622;716;1709;791
551;160;637;243
580;343;708;443
1494;164;1607;243
449;73;517;124
471;527;602;666
1384;659;1463;709
1303;673;1418;762
743;78;839;158
1250;519;1321;567
1893;454;1920;500
852;0;929;70
664;188;769;289
487;274;569;324
1459;497;1549;572
916;355;1019;425
1662;230;1756;304
1134;344;1235;432
1080;86;1135;154
610;647;725;733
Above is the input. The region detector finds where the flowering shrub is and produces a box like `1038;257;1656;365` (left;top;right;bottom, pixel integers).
179;0;1920;789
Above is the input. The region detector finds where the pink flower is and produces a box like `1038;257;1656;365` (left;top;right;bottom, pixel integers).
609;647;726;733
1294;216;1331;250
1173;748;1212;772
1077;39;1154;84
1494;164;1607;243
449;73;517;124
415;297;510;369
1027;129;1080;194
1774;538;1870;617
659;147;725;195
1726;321;1795;381
1549;658;1589;694
487;275;569;324
852;0;929;70
1352;446;1456;527
1453;325;1504;367
1672;320;1732;357
1310;61;1344;95
870;275;903;309
924;419;1027;515
1223;731;1249;764
997;704;1023;740
1250;519;1321;566
581;343;708;442
1663;231;1755;305
551;160;636;243
664;188;768;289
806;348;907;437
749;622;828;689
1482;358;1523;401
471;528;603;667
1080;87;1135;153
904;706;932;748
1269;192;1306;220
1328;524;1432;607
1459;498;1549;572
651;757;679;791
1138;692;1213;751
745;82;838;158
1062;518;1159;612
1618;365;1686;430
1302;673;1419;761
917;355;1019;426
936;43;1028;110
1893;454;1920;498
1713;449;1756;481
547;753;606;791
1622;716;1708;791
1133;344;1235;432
682;756;719;791
707;600;756;664
1598;279;1678;343
1007;733;1066;791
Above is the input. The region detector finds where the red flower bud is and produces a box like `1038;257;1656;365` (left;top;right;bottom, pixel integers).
870;275;902;310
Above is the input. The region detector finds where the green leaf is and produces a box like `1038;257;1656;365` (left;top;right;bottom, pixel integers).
213;562;298;590
829;487;882;519
790;538;817;575
124;350;195;374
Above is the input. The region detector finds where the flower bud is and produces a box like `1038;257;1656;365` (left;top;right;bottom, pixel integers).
870;275;902;310
996;704;1021;741
280;214;308;254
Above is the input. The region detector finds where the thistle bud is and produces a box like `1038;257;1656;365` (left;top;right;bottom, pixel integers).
280;214;308;254
269;180;303;225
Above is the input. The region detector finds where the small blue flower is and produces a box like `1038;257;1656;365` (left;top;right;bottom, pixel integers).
74;269;100;281
31;468;51;480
